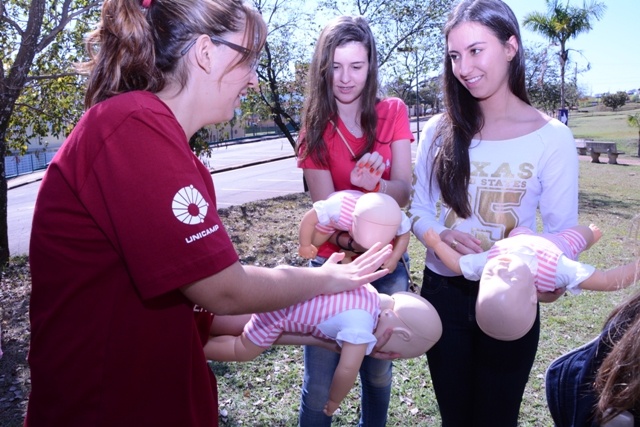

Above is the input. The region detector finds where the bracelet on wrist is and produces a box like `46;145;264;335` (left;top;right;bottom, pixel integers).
336;231;350;251
380;179;387;194
369;181;381;193
336;231;357;252
346;237;356;252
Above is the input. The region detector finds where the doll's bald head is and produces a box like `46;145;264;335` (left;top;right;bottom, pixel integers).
476;255;537;341
351;193;402;249
376;292;442;358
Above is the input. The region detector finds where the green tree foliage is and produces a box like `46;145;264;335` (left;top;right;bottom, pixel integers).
523;0;606;109
601;91;628;111
524;43;586;115
252;0;455;150
322;0;453;68
251;0;314;150
418;76;443;113
0;0;101;264
1;0;456;264
384;74;442;115
524;43;561;114
334;0;454;112
626;112;640;156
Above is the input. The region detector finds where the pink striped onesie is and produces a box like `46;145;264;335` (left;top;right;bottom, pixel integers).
487;227;588;292
313;190;361;235
244;283;380;350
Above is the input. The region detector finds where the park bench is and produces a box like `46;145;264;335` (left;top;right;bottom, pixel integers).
575;139;588;155
585;141;624;164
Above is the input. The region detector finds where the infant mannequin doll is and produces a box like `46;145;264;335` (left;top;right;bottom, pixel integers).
298;190;411;272
204;285;442;416
424;225;640;340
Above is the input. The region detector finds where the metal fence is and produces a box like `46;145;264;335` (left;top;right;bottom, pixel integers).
5;127;294;178
6;151;57;178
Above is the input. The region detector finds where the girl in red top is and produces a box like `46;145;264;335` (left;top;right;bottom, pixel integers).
295;15;414;427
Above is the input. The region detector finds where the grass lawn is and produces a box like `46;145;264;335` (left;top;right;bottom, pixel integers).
569;103;640;156
212;159;640;426
3;107;640;426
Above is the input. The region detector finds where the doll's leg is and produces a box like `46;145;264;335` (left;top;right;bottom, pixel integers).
556;225;603;261
204;333;266;362
587;224;603;248
569;224;602;250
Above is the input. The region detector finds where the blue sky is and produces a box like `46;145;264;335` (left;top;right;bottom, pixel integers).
508;0;638;95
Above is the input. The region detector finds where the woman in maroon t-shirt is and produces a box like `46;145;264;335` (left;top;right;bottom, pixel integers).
25;2;393;426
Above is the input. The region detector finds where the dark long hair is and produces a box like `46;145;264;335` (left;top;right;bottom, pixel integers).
296;15;380;167
79;0;267;109
430;0;529;217
594;291;640;423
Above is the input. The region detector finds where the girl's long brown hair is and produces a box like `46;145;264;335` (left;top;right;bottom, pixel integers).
430;0;529;218
296;16;380;167
78;0;266;109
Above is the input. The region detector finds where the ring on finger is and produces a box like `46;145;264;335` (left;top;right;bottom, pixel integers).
450;239;459;250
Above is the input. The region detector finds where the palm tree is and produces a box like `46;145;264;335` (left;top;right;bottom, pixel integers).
523;0;606;110
628;112;640;157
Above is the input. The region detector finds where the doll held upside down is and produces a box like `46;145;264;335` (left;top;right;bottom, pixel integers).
424;224;640;341
204;282;442;416
298;190;411;272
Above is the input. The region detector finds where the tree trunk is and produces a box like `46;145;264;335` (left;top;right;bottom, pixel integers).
0;0;46;264
0;156;8;265
559;43;568;110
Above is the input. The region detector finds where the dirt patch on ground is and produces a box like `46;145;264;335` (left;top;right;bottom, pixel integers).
0;259;31;426
0;192;312;427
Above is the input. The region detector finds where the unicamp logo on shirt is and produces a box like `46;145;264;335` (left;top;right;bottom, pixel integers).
172;185;209;225
172;185;221;244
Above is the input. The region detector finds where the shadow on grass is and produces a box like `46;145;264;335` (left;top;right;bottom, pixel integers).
579;190;640;219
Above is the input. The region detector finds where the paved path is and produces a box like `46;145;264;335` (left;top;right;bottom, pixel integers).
8;133;638;256
7;137;299;255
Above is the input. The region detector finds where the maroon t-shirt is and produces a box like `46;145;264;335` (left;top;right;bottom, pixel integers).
26;91;238;426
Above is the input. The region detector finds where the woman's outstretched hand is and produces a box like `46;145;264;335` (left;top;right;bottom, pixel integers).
320;242;392;294
537;288;565;303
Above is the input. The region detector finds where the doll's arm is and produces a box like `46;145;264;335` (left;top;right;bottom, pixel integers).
274;333;340;352
422;228;463;275
579;258;640;292
209;314;251;336
324;342;368;416
204;333;266;362
276;332;396;358
382;232;410;273
299;209;324;259
312;231;334;248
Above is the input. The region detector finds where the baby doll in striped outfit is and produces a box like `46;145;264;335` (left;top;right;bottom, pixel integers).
204;284;441;416
297;190;411;273
424;224;640;341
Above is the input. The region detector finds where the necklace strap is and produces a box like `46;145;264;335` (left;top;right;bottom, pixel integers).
330;120;356;160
